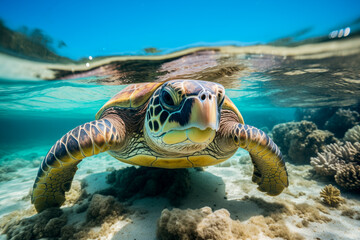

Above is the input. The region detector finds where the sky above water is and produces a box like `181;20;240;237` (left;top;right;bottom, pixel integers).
0;0;359;59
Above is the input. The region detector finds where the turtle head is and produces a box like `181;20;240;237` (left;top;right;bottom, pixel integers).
144;80;225;154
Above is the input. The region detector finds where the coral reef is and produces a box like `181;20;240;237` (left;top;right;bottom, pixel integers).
157;206;305;240
2;208;67;240
295;107;360;138
272;120;338;164
1;191;128;240
102;166;191;206
311;141;360;191
311;142;360;169
335;165;360;191
295;107;336;129
320;184;343;207
344;125;360;143
310;151;339;176
324;109;360;138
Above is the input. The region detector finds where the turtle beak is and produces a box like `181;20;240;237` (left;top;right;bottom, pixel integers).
189;91;219;130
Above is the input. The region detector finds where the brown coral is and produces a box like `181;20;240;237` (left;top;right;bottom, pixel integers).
310;142;360;179
310;151;339;176
86;194;125;225
344;125;360;143
324;109;360;138
1;208;67;240
157;207;304;240
326;142;360;163
320;184;343;207
335;164;360;191
272;121;338;164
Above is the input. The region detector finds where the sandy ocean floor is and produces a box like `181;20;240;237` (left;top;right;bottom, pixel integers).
1;146;360;240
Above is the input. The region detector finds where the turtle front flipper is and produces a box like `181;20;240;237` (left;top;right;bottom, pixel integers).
31;118;124;212
229;123;288;196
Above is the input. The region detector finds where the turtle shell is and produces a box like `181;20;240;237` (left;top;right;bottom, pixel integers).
95;82;164;119
95;81;244;124
222;96;245;124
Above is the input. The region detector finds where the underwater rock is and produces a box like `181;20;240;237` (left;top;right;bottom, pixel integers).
86;194;125;225
335;164;360;191
103;166;191;206
344;125;360;143
324;108;360;138
1;187;129;240
272;121;338;164
320;184;343;207
2;208;67;240
157;207;240;240
157;206;304;240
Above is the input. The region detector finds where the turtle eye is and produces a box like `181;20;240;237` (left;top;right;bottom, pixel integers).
162;90;174;106
217;89;225;105
161;87;181;109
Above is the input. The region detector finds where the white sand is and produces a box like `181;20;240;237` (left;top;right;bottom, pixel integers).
1;147;360;239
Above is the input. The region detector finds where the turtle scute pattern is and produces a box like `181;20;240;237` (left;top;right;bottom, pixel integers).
96;82;163;119
146;89;170;133
32;119;121;212
232;124;289;196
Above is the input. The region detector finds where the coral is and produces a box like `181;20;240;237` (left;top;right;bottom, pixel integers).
295;107;337;129
344;125;360;143
311;141;360;191
157;207;209;240
272;120;338;164
157;206;304;240
311;141;360;176
320;184;343;207
103;166;191;206
335;164;360;191
86;194;125;225
2;191;128;240
2;208;67;240
295;107;360;138
327;142;360;163
310;151;339;176
324;108;360;138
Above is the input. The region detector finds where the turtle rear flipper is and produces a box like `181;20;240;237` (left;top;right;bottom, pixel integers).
31;118;124;212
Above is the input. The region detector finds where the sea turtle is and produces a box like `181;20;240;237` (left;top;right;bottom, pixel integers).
31;79;288;212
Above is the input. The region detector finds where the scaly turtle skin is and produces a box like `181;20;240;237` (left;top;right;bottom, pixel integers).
31;79;288;212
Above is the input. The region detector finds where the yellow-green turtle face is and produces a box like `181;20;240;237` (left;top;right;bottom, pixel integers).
144;80;225;154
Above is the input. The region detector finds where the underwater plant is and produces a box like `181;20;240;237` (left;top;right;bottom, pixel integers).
320;184;343;207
